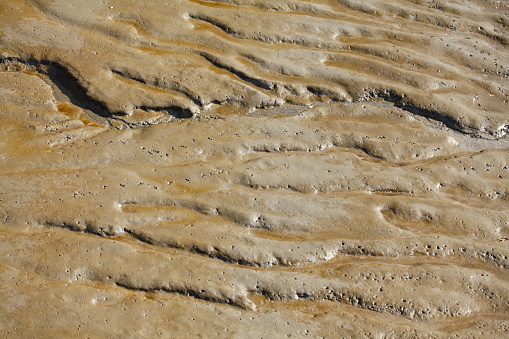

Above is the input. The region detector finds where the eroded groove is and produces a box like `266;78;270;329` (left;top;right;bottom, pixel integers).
111;69;147;85
188;13;240;35
189;13;339;49
190;0;337;19
112;272;441;317
41;220;121;237
363;89;474;137
114;281;251;309
110;105;194;128
48;63;112;117
199;51;273;91
242;140;391;162
41;218;288;267
41;219;251;266
0;57;196;127
123;228;256;267
116;200;509;271
108;260;481;319
111;69;203;106
34;218;509;317
0;57;112;118
138;105;193;118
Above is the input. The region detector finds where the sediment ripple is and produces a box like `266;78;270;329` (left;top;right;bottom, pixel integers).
1;0;509;337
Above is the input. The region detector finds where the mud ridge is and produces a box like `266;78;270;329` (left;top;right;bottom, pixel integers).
199;52;273;91
0;56;112;118
111;69;203;107
363;89;475;137
114;281;251;309
123;228;257;267
1;57;197;125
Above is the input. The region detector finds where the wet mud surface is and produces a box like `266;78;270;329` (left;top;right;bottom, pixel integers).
1;0;509;337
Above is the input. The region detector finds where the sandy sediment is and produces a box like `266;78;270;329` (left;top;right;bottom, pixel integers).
1;0;509;337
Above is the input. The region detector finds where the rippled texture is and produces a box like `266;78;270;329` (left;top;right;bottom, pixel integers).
1;0;509;337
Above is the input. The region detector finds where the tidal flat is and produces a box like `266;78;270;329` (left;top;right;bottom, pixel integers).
1;0;509;337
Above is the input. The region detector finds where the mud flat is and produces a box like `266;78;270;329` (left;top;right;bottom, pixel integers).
1;0;509;337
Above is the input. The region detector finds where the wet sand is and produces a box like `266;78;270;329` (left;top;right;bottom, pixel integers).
1;0;509;337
